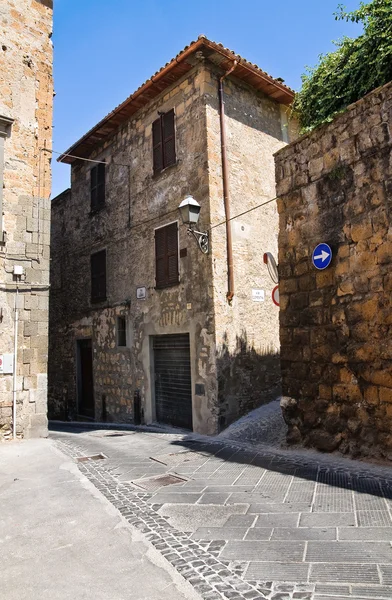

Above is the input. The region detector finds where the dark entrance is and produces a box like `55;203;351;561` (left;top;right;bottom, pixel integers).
77;339;95;418
153;334;193;430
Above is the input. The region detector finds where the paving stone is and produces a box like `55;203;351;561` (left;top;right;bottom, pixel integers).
313;597;352;600
357;510;392;527
314;584;351;596
244;529;273;541
306;541;392;563
379;564;392;585
244;562;309;582
313;493;354;513
234;468;265;487
192;528;248;541
254;513;300;528
338;527;392;540
224;515;258;528
352;585;392;598
221;541;305;561
272;527;336;541
249;503;311;514
299;512;356;527
205;486;255;494
198;493;231;505
285;482;315;504
353;493;388;511
146;493;202;504
309;563;380;583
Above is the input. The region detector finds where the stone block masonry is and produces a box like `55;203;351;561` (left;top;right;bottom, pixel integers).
49;43;296;435
275;80;392;458
0;0;53;438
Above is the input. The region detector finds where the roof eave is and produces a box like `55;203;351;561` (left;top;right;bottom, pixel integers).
58;38;294;165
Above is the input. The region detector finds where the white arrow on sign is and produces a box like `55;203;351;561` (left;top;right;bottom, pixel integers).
314;250;330;262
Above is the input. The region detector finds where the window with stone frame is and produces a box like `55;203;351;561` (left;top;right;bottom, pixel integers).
152;109;176;174
90;162;105;212
155;222;179;289
90;249;107;302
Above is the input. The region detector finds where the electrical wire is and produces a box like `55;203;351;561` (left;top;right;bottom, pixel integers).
43;147;130;168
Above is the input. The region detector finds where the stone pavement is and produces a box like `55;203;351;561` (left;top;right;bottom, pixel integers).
50;423;392;600
0;438;202;600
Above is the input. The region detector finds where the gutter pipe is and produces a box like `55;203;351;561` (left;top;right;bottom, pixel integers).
13;286;19;439
218;61;237;303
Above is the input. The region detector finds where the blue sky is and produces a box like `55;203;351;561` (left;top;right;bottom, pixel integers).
52;0;362;197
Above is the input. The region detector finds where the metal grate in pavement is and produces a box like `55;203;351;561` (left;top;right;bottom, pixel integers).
131;473;187;491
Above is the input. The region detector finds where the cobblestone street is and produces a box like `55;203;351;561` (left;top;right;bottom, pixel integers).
51;414;392;600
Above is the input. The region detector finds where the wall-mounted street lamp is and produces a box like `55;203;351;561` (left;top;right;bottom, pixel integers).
178;196;209;254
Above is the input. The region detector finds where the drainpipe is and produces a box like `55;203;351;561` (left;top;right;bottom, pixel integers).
13;286;19;439
218;61;237;303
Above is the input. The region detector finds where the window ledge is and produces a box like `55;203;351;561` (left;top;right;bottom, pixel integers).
152;160;179;179
90;206;106;216
90;296;107;304
155;280;180;291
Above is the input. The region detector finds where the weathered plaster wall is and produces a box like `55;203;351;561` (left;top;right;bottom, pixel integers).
275;81;392;458
206;72;293;428
0;0;53;438
49;66;218;433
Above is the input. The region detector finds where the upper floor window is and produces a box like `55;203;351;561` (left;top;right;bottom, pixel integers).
90;162;105;212
91;249;106;302
155;222;179;288
152;109;176;174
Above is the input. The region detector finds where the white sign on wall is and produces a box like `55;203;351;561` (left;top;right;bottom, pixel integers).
0;354;14;374
252;289;265;302
136;286;146;300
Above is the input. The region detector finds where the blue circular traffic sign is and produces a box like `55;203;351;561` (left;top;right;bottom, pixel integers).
312;243;332;270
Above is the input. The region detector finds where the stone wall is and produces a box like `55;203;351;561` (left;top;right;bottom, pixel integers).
49;60;293;434
206;72;296;428
49;65;217;433
275;81;392;458
0;0;53;438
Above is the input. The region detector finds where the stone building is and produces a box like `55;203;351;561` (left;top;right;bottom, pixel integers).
0;0;53;439
49;36;296;434
275;81;392;458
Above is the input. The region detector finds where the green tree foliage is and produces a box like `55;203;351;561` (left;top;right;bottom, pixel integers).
293;0;392;131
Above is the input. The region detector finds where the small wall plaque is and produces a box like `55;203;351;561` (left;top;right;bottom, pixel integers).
136;286;146;300
252;289;265;302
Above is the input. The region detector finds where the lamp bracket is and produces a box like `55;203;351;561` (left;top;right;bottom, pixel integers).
187;227;209;254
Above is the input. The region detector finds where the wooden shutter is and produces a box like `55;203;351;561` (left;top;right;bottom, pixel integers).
91;249;107;301
155;223;179;288
90;166;98;211
155;226;166;288
152;117;163;173
162;110;176;168
90;163;105;211
166;222;179;285
97;163;105;207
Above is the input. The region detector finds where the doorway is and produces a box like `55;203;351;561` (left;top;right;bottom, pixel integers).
153;334;193;430
77;339;95;418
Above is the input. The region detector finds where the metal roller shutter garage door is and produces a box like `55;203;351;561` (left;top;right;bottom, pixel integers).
153;334;193;430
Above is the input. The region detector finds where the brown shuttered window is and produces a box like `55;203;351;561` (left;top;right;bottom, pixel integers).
152;109;176;174
91;249;107;302
155;223;179;288
90;162;105;212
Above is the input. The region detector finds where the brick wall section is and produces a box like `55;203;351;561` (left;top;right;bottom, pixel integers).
275;81;392;458
0;0;53;438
